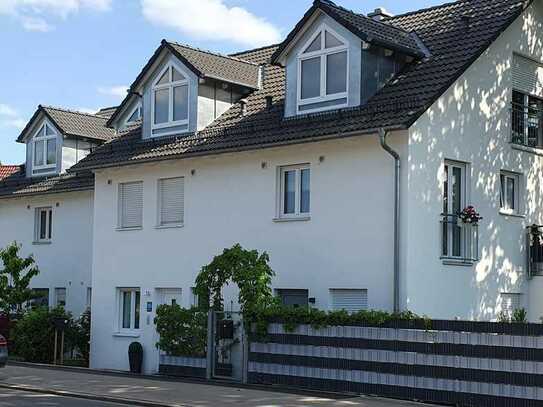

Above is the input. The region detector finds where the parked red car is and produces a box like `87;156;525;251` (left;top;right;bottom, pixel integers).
0;335;7;367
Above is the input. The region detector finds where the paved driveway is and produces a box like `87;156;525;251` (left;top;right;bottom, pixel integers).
0;365;439;407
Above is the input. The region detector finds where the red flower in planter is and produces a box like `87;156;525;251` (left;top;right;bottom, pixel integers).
458;206;483;225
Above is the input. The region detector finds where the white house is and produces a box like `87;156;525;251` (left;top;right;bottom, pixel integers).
0;106;116;316
1;0;542;374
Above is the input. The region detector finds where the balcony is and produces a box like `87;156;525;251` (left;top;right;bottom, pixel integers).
527;225;543;278
440;214;479;264
511;100;543;149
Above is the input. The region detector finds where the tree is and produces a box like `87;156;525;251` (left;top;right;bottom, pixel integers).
0;242;40;316
194;244;275;314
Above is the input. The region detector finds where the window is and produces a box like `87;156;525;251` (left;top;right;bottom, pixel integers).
86;287;92;309
152;62;189;132
278;165;310;219
500;293;522;320
126;104;142;125
28;288;49;308
512;90;543;148
55;288;66;307
35;207;53;242
118;181;143;229
441;161;478;261
276;289;309;308
32;122;57;174
297;24;348;113
119;288;141;331
500;171;521;214
157;288;182;306
329;289;368;312
157;177;184;227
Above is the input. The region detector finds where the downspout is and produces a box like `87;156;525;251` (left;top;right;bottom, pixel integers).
379;128;400;313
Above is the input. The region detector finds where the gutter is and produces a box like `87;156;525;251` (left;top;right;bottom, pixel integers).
379;128;400;313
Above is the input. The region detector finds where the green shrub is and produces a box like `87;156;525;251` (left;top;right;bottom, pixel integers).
512;308;528;323
10;306;75;363
154;304;207;357
71;309;91;363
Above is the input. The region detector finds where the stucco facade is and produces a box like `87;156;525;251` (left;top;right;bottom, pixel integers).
0;191;94;317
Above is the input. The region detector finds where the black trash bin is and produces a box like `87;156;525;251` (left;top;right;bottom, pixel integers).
128;342;143;374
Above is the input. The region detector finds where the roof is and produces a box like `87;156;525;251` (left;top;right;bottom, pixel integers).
0;168;94;199
71;0;531;172
272;0;426;62
17;106;116;143
0;165;20;180
107;41;261;127
95;106;118;119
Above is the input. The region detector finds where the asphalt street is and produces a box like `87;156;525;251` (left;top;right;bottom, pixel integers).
0;388;126;407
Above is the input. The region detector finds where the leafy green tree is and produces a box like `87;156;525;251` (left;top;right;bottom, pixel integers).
0;242;40;316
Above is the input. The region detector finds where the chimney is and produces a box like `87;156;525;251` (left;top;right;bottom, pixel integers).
368;7;393;21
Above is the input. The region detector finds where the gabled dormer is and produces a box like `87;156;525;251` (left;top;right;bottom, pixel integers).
272;0;427;117
107;40;260;139
17;106;115;177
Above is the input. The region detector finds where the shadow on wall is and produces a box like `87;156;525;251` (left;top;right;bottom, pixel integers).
407;8;543;321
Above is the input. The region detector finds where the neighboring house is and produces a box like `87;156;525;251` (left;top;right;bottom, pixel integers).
0;0;542;375
0;166;20;180
0;106;116;316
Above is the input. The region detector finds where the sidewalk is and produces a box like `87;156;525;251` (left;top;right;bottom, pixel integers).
0;364;439;407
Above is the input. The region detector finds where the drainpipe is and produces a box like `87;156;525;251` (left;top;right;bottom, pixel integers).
379;128;400;313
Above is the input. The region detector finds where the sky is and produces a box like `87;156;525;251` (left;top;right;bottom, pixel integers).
0;0;448;165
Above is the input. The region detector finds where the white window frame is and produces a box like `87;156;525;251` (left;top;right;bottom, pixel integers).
296;23;349;114
118;288;141;332
54;287;66;307
156;176;185;228
125;103;142;125
499;170;521;215
277;164;311;219
441;160;469;260
32;121;57;173
151;61;190;135
35;207;53;243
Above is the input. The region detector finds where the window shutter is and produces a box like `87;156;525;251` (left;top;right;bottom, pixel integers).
330;289;368;312
513;54;543;96
158;177;184;225
119;181;143;228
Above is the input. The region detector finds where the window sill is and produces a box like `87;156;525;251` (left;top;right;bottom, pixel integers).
499;210;525;219
511;143;543;156
116;227;143;232
32;241;51;245
273;216;311;223
113;331;141;338
155;224;184;230
441;258;474;267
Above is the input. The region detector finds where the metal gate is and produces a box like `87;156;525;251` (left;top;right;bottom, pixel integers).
209;311;246;382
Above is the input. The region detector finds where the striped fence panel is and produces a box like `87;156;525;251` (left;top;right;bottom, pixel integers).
248;323;543;406
159;354;207;378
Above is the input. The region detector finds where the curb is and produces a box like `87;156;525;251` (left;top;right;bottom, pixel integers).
0;383;189;407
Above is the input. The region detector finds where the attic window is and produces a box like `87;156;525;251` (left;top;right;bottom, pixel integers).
297;24;348;114
151;62;189;135
32;122;57;173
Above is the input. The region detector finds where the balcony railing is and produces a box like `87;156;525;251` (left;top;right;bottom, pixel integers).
440;214;479;263
527;225;543;278
511;102;543;148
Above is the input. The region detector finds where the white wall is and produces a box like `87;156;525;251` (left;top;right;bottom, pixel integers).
0;191;94;317
90;133;406;373
405;2;543;321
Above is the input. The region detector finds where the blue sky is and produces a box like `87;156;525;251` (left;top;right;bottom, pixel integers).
0;0;447;164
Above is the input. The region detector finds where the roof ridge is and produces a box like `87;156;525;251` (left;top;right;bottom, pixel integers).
40;105;107;120
229;43;281;58
386;0;466;20
165;40;259;66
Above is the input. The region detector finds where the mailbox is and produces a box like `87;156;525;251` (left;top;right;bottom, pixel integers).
217;319;234;339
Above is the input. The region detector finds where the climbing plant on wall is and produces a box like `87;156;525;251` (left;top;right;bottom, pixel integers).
193;244;275;314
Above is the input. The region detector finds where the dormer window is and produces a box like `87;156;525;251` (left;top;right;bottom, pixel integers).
151;62;189;135
33;122;56;174
297;25;348;114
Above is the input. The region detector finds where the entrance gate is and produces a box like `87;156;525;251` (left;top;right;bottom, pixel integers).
209;311;246;382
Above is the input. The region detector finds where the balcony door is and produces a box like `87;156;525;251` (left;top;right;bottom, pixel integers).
442;161;466;258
